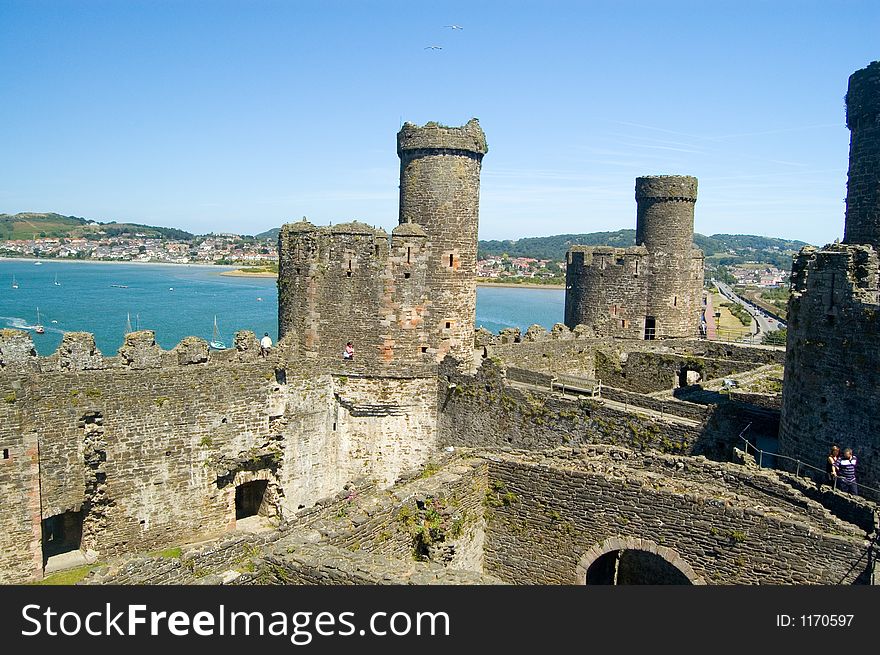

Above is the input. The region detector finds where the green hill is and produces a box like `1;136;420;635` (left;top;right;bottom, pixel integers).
0;213;194;241
477;231;810;268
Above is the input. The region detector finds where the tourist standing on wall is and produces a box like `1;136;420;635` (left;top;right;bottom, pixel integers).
825;445;840;486
260;332;272;357
836;448;858;495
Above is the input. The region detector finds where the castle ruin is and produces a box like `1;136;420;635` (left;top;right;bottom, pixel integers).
779;61;880;491
564;176;705;339
0;88;877;586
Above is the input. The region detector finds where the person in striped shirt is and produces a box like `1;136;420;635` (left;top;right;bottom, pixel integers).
836;448;858;496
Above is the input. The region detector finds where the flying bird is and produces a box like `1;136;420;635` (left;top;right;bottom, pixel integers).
424;45;443;50
444;25;463;30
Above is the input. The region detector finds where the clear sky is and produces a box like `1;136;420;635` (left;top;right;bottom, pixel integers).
1;1;877;245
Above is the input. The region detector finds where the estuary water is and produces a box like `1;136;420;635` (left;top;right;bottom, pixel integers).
0;260;564;355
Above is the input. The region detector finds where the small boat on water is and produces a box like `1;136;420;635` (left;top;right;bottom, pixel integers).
209;316;226;350
53;274;61;286
12;275;18;289
34;261;42;266
111;284;128;288
34;308;45;334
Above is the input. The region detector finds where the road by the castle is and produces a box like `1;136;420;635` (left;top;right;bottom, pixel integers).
714;280;784;336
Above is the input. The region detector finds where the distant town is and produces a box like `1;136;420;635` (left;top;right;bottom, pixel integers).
0;232;278;266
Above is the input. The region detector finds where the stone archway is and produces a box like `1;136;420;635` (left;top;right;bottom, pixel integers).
575;537;704;585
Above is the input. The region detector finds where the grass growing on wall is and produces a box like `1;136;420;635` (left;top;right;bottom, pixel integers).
31;564;95;585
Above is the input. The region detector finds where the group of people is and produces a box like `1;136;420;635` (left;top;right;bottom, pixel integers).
257;334;356;361
825;445;858;495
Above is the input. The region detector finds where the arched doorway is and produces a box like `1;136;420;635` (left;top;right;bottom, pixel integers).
575;537;703;585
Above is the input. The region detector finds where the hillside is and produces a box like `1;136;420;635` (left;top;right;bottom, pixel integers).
478;230;810;268
0;213;194;241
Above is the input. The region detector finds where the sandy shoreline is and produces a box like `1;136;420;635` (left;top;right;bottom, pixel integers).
477;281;564;290
0;256;236;271
220;270;277;278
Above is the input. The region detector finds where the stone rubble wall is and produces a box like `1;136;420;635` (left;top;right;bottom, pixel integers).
482;452;871;585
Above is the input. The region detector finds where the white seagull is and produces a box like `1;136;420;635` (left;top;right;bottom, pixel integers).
424;45;442;50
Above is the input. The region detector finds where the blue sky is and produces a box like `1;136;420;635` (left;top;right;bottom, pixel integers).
1;1;877;245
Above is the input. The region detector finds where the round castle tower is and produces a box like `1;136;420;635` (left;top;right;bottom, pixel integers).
779;61;880;492
843;61;880;248
397;119;488;365
635;176;704;339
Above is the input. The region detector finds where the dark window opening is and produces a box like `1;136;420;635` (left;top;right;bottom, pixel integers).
448;254;454;267
445;321;452;329
616;257;625;265
348;259;352;271
2;448;8;459
332;422;337;431
404;272;411;279
644;316;656;341
165;450;172;456
421;346;428;353
673;296;678;307
275;368;287;385
407;247;411;264
621;320;628;329
347;271;352;278
635;261;640;276
296;268;301;275
42;512;83;563
235;480;269;520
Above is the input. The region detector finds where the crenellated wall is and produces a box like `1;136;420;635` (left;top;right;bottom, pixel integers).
564;246;650;339
0;328;440;583
565;176;704;339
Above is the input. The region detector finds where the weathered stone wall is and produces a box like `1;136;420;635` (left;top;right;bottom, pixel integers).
0;375;42;583
0;330;442;583
564;246;650;338
486;338;597;377
482;451;871;585
844;60;880;248
398;119;487;367
439;360;702;455
780;245;880;492
594;349;763;393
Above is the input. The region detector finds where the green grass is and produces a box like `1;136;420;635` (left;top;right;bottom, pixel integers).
148;546;183;559
32;564;95;585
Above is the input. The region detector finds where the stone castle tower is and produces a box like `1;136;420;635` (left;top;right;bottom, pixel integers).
779;61;880;490
564;175;704;339
277;119;487;367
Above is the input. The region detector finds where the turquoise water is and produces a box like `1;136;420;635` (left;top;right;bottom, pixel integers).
0;260;564;355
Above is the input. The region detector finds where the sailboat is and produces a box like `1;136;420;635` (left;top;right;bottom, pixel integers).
126;312;133;335
209;316;226;350
34;308;45;334
11;275;18;289
53;274;61;286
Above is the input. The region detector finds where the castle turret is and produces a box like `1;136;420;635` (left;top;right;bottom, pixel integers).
843;61;880;248
635;176;704;339
397;119;488;365
780;61;880;493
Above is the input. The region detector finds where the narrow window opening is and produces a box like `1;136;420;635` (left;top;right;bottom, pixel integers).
404;272;411;279
448;253;454;267
347;271;352;277
421;346;428;353
644;316;656;341
332;422;337;431
445;321;452;329
407;247;411;264
2;448;8;459
348;259;352;271
673;296;678;307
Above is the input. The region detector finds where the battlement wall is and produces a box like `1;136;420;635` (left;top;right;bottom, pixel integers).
0;327;441;583
565;246;650;339
277;220;438;367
